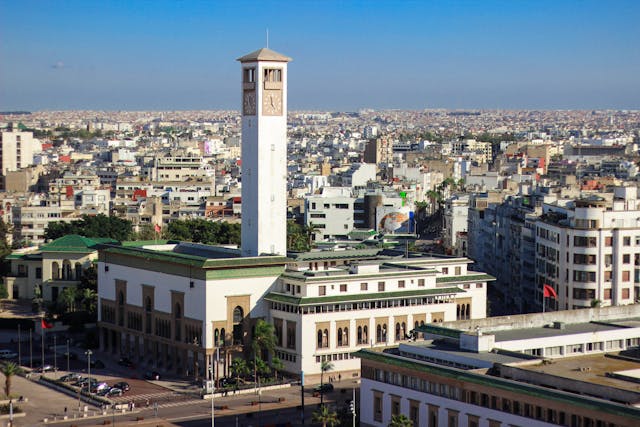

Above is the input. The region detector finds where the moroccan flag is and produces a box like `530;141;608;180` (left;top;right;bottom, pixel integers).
41;318;54;329
154;224;161;233
543;284;558;299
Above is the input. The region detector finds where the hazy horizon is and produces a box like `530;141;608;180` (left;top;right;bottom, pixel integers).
2;0;639;111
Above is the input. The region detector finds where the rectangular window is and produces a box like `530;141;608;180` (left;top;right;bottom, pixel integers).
398;280;405;288
319;286;326;296
374;393;383;422
624;254;631;264
35;267;42;279
604;288;612;299
418;279;425;287
605;236;613;246
623;271;631;281
455;266;461;275
378;282;385;292
624;236;631;246
622;288;630;299
360;283;368;291
442;267;449;274
340;284;347;292
604;270;612;281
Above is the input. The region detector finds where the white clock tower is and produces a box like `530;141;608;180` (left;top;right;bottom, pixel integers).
238;48;291;257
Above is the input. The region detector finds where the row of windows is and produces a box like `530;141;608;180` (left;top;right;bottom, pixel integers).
315;352;356;363
270;294;457;315
368;367;622;427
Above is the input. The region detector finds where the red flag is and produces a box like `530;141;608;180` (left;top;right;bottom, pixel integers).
41;318;53;329
154;224;161;233
543;284;558;299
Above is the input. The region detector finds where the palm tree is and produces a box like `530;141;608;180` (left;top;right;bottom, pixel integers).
271;357;284;382
1;362;21;398
312;405;340;427
80;288;97;313
59;287;78;312
388;414;413;427
319;360;334;405
251;319;276;384
231;358;250;382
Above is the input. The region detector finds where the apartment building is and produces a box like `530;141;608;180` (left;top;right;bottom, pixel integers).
0;127;38;176
536;186;640;311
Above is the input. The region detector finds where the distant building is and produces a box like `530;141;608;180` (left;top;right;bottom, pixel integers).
0;126;38;187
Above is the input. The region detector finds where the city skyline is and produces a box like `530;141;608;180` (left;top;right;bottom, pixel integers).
1;0;639;111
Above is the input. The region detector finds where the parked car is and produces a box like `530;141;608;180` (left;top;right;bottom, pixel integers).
36;364;55;373
313;383;334;394
144;371;160;380
113;381;130;392
74;377;97;388
91;382;109;393
96;386;112;396
107;387;123;397
60;373;82;382
118;357;134;368
0;349;18;359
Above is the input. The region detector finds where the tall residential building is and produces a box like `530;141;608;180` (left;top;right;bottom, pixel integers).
0;127;37;180
536;187;640;311
238;48;291;256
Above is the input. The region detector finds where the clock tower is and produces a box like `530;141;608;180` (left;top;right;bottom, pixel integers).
238;48;291;257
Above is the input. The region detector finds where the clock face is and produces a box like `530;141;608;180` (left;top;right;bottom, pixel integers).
262;90;282;116
243;91;256;116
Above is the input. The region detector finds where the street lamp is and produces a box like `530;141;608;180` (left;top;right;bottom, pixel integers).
85;350;93;395
66;339;70;372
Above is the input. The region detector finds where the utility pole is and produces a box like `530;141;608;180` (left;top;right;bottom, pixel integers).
53;335;57;378
17;324;21;366
66;339;70;372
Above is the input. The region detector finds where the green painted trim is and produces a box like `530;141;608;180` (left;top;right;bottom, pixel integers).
282;269;436;283
265;287;464;306
436;274;495;283
205;265;285;280
355;349;640;420
416;324;464;339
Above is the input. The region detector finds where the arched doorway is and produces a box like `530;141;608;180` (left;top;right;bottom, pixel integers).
232;306;244;345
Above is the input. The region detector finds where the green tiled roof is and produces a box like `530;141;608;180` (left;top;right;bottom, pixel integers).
39;235;118;253
289;248;381;261
102;245;289;269
415;324;464;339
355;349;640;421
264;286;464;306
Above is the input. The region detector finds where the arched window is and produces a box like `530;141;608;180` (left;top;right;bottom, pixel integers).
174;303;182;342
75;263;82;280
376;324;382;343
466;304;471;319
323;329;329;348
52;262;60;280
357;326;363;344
233;306;243;323
395;323;401;341
337;328;343;346
117;291;125;326
363;325;368;343
62;260;72;280
220;328;226;345
145;297;152;334
343;327;348;346
214;329;220;346
317;330;323;348
382;324;387;341
401;322;406;340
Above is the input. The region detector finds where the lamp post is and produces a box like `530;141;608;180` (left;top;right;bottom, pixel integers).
66;339;70;372
53;335;57;377
17;324;21;366
85;350;92;396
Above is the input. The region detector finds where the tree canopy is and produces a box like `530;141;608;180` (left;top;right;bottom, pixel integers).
165;219;240;245
45;214;133;241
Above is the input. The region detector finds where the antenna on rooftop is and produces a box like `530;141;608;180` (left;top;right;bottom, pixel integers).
266;28;269;48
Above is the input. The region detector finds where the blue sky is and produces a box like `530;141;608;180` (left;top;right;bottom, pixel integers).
1;0;639;111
